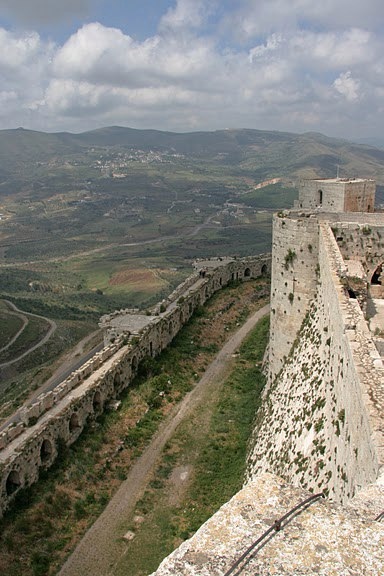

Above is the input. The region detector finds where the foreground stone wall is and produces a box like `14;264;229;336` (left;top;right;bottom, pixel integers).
0;255;270;516
151;472;384;576
248;218;384;503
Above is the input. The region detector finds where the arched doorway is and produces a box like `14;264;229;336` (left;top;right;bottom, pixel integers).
244;268;251;277
40;439;53;463
6;470;21;496
69;413;80;433
371;263;383;285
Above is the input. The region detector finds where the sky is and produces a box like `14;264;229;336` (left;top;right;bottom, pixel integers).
0;0;383;140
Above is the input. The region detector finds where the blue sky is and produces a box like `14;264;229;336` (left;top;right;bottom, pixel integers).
0;0;383;140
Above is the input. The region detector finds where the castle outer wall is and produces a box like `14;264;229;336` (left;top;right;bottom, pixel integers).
0;255;270;516
151;179;384;575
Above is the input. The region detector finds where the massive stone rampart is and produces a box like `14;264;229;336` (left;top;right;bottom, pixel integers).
150;188;384;575
151;208;384;576
268;212;319;381
151;472;384;576
0;255;270;516
247;214;384;503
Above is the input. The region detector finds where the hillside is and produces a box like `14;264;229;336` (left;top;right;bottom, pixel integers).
0;125;383;415
1;126;384;185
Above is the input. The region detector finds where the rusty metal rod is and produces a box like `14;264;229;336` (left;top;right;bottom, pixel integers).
223;492;324;576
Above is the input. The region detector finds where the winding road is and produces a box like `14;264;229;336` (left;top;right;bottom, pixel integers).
0;307;28;354
0;300;57;368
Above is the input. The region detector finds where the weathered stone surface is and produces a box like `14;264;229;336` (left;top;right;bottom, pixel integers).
150;473;384;576
294;178;375;212
256;207;384;503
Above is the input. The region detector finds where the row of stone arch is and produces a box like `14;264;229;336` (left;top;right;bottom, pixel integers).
5;436;54;496
4;390;105;497
3;257;272;505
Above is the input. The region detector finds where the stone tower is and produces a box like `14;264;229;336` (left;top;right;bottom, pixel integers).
269;178;376;382
295;177;375;212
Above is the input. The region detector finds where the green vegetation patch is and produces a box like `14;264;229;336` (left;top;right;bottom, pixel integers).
0;311;25;350
114;315;269;576
178;316;269;532
238;182;298;209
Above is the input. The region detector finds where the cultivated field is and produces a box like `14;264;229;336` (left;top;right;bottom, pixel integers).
0;142;279;407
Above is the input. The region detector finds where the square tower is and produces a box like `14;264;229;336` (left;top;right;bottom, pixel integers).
295;178;375;212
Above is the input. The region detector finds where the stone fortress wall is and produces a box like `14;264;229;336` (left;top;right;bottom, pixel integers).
248;180;384;503
0;255;270;517
247;211;384;502
151;177;384;575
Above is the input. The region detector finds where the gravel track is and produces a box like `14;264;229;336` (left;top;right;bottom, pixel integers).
0;300;57;368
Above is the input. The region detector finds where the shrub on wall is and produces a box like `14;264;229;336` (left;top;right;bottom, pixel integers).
284;249;296;270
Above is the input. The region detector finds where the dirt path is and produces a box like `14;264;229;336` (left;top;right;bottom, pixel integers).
58;304;269;576
0;300;57;368
0;306;28;354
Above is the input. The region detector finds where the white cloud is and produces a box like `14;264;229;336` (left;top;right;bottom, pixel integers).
249;34;283;62
0;28;54;127
333;71;361;102
293;28;375;68
0;1;383;138
159;0;210;34
51;22;219;91
224;0;384;40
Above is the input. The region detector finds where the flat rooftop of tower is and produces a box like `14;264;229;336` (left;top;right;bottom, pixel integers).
311;177;374;184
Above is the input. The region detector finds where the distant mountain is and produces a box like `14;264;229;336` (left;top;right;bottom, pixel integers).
1;126;384;184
